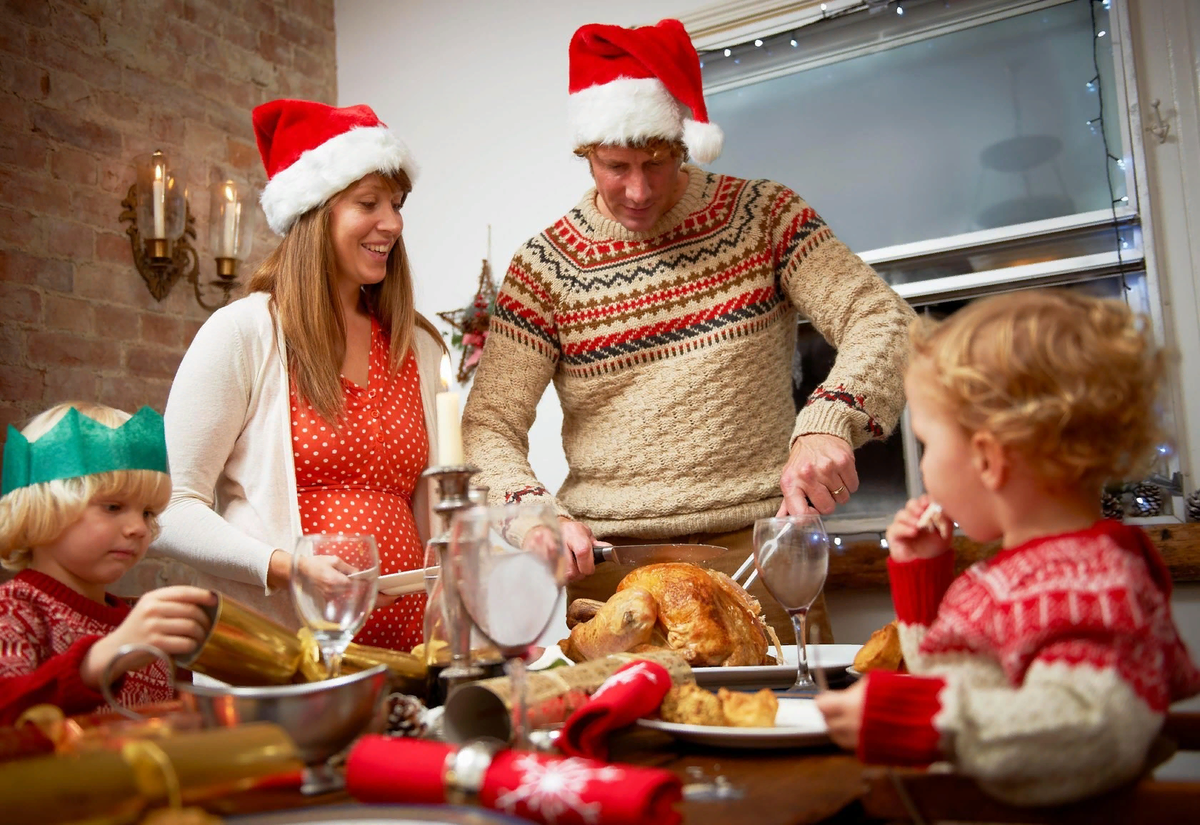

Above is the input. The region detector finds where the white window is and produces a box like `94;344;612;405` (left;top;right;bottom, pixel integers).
689;0;1191;532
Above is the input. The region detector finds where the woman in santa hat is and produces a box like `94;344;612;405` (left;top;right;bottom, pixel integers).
151;100;443;652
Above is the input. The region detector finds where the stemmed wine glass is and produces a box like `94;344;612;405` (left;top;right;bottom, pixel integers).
450;503;568;749
753;515;830;693
291;533;379;679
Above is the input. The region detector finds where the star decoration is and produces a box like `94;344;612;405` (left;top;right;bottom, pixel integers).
437;258;497;383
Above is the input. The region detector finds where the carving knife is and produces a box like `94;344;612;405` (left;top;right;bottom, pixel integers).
591;543;728;566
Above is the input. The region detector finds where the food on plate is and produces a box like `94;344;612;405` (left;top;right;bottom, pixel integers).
717;687;779;727
853;620;905;673
659;682;726;726
561;562;782;667
658;683;779;727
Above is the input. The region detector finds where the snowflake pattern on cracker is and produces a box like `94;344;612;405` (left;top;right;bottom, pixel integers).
492;755;626;824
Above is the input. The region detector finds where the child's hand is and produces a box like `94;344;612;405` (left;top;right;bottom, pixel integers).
885;495;953;563
815;678;867;751
82;586;217;689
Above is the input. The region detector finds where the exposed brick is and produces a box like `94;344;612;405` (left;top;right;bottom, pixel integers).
44;216;96;263
277;12;324;52
241;0;277;33
93;301;140;339
291;46;329;87
49;3;105;50
182;317;204;346
93;89;141;124
222;16;258;53
0;208;43;252
43;68;94;114
0;167;74;218
256;30;290;65
0;325;23;364
0;404;27;434
44;365;98;400
98;374;170;412
43;293;94;333
27;30;121;91
0;93;28;131
3;0;51;27
0;127;48;172
226;136;258;173
148;112;186;145
29;106;123;157
50;146;99;186
28;331;121;370
0;52;49;102
140;312;182;347
0;365;43;399
126;344;182;379
73;186;127;230
74;261;159;310
95;230;132;266
0;282;41;323
0;249;72;291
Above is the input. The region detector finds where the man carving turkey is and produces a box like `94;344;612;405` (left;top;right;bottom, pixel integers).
462;19;913;642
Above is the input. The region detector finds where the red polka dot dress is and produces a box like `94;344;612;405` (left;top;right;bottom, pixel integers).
291;318;429;651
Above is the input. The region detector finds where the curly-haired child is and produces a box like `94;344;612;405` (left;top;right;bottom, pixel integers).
816;289;1200;805
0;402;215;724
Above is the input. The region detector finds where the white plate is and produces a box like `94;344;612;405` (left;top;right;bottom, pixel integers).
638;696;829;749
377;568;428;596
692;644;861;688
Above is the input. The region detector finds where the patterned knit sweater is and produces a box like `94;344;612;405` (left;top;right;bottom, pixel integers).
462;167;914;539
0;570;174;724
860;520;1200;806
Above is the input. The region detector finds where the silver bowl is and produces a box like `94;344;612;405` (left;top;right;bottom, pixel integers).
178;663;388;794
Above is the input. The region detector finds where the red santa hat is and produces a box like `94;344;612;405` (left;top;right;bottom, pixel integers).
568;19;723;164
253;99;418;235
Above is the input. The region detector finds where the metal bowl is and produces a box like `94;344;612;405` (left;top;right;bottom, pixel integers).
178;664;388;771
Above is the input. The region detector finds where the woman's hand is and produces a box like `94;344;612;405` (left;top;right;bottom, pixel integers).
814;678;867;751
885;495;953;564
82;586;217;689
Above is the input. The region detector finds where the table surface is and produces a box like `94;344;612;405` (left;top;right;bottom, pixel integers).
204;726;873;825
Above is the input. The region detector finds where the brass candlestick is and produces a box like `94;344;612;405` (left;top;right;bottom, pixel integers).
422;464;485;688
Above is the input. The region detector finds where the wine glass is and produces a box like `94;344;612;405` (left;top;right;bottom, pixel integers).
753;515;830;693
291;533;379;679
450;503;568;749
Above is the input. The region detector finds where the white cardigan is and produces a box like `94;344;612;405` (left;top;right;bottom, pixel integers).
151;292;442;628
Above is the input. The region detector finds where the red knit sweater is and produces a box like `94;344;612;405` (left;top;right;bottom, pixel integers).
860;520;1200;805
0;569;174;724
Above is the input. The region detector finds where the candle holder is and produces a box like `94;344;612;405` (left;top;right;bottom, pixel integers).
422;463;486;691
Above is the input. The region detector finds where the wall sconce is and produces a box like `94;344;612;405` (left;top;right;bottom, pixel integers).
208;176;255;308
119;150;253;312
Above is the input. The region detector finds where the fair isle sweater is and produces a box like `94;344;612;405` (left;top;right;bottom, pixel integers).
860;520;1200;806
463;167;914;539
0;570;174;725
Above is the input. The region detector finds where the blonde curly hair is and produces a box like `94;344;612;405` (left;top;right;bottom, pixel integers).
909;289;1164;492
0;402;171;571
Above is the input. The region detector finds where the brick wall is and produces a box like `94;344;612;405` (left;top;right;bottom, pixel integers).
0;0;337;440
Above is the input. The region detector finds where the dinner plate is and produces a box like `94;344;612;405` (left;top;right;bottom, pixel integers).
637;696;829;749
228;804;527;824
692;644;861;688
377;568;428;596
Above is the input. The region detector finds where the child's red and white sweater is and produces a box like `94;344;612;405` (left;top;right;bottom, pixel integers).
860;519;1200;805
0;569;174;725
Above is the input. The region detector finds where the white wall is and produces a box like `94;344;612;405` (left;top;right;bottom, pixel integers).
335;0;708;492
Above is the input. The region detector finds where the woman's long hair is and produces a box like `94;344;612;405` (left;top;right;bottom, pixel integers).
247;170;443;424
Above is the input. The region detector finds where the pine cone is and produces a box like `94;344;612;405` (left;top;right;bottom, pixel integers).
1101;491;1124;521
1127;482;1164;518
383;692;428;738
1186;489;1200;522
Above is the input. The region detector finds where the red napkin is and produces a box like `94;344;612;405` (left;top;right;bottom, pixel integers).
346;735;682;825
559;660;673;759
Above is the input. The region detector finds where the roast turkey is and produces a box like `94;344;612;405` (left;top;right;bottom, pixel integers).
561;562;779;667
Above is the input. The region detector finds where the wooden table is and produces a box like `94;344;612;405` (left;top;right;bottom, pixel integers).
203;728;874;824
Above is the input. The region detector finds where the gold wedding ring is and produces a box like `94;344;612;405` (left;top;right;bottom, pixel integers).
830;485;846;496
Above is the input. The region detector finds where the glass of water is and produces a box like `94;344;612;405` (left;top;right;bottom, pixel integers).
291;533;379;679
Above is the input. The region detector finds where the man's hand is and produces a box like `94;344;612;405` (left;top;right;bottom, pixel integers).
814;678;867;751
558;517;598;582
779;433;858;516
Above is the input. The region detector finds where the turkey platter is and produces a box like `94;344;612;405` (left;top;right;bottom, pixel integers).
561;562;781;667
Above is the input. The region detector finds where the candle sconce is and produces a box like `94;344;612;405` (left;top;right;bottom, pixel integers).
119;151;255;312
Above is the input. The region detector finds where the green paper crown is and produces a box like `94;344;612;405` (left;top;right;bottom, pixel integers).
1;406;168;495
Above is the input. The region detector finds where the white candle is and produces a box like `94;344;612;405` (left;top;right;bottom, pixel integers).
221;185;239;258
151;164;166;239
436;354;464;466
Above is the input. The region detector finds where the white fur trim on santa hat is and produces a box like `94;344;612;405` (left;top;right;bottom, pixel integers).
259;125;418;235
569;77;684;150
682;118;724;164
